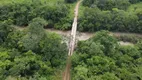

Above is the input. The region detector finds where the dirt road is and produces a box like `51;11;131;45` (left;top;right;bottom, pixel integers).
63;1;82;80
68;0;82;56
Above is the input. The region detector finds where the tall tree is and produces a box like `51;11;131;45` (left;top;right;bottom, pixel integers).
20;18;47;52
0;21;13;43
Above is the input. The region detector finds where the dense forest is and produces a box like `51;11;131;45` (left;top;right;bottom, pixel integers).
0;18;67;80
0;0;142;32
0;0;142;80
72;31;142;80
78;0;142;33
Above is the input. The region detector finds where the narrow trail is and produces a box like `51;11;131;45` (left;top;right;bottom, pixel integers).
63;0;82;80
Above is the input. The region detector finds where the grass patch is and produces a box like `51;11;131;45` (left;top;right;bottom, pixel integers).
127;2;142;13
78;2;86;18
67;2;77;19
0;0;64;5
0;0;25;5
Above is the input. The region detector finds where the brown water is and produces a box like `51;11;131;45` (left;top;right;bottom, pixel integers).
15;26;142;46
46;29;94;41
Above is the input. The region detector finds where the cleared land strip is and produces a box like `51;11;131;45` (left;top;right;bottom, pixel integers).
63;0;82;80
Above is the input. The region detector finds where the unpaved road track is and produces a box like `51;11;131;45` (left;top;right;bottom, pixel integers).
68;0;82;56
63;1;82;80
